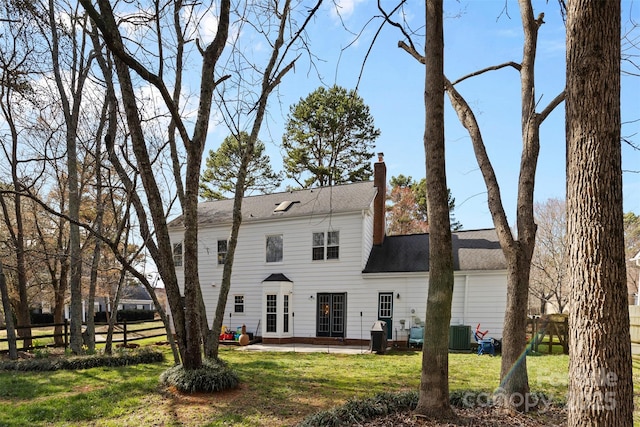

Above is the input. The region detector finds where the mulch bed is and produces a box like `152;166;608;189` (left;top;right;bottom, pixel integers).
354;406;566;426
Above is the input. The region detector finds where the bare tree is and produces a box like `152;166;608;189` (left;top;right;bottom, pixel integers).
0;3;40;349
529;198;568;315
79;0;326;368
41;0;96;354
208;0;324;359
412;0;455;418
565;1;634;424
78;0;232;369
391;0;564;410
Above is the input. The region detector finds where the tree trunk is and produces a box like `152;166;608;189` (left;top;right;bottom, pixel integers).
497;252;531;407
0;261;18;360
104;273;124;355
86;131;105;353
52;276;67;346
13;193;32;349
566;1;633;425
414;0;454;419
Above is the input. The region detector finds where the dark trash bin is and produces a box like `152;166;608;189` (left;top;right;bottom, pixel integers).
370;320;387;354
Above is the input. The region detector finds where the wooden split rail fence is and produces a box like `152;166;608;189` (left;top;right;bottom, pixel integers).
0;319;167;353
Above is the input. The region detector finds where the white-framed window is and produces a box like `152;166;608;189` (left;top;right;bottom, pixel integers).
234;295;244;313
327;231;339;259
266;294;277;332
173;242;183;267
266;234;283;263
217;239;228;265
312;231;339;261
283;294;289;333
312;232;325;260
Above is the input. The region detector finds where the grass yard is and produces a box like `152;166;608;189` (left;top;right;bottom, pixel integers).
0;343;581;427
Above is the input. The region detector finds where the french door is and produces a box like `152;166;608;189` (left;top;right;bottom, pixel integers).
316;293;346;338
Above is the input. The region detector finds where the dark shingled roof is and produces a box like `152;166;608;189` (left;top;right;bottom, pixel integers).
168;181;378;228
263;273;292;282
363;228;506;273
122;284;153;301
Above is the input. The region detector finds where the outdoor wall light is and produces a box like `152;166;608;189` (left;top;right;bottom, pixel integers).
309;295;315;300
396;293;400;299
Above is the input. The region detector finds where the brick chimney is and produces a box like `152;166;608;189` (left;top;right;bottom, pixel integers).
373;152;386;245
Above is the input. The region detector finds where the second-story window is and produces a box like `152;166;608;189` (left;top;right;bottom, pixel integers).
173;242;183;267
312;232;325;260
312;231;339;260
217;239;228;265
327;231;340;259
266;234;283;263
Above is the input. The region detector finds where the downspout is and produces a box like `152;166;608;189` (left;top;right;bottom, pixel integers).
463;274;469;324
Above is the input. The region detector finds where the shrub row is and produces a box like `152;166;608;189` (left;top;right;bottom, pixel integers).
0;348;164;372
298;390;419;427
298;389;562;426
94;309;155;323
30;312;54;325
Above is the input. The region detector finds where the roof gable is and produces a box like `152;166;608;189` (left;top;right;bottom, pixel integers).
363;228;506;273
121;284;153;301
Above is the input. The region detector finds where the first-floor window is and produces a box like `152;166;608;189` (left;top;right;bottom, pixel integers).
283;294;289;333
234;295;244;313
173;242;183;267
266;294;277;333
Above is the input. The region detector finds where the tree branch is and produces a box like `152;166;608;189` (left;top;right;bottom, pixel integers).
451;62;522;86
78;0;191;146
537;90;565;123
398;40;425;64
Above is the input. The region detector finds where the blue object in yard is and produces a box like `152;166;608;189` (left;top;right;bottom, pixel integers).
407;326;424;349
474;323;497;356
477;338;496;356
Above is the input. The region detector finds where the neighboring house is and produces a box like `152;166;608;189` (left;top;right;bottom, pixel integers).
631;251;640;306
64;284;156;321
168;156;508;346
117;284;154;311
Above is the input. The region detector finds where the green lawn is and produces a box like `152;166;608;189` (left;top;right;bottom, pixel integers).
0;344;575;427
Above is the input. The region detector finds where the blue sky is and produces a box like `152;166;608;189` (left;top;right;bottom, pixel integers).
205;0;640;231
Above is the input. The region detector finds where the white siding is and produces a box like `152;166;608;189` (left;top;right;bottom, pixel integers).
171;211;367;339
362;271;507;342
361;208;374;268
169;210;508;343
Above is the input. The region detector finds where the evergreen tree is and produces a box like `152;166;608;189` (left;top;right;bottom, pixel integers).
200;132;282;200
282;85;379;188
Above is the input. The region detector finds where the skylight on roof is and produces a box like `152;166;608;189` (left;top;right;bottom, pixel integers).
274;201;296;212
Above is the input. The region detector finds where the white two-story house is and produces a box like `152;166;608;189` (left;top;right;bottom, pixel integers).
168;156;508;346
